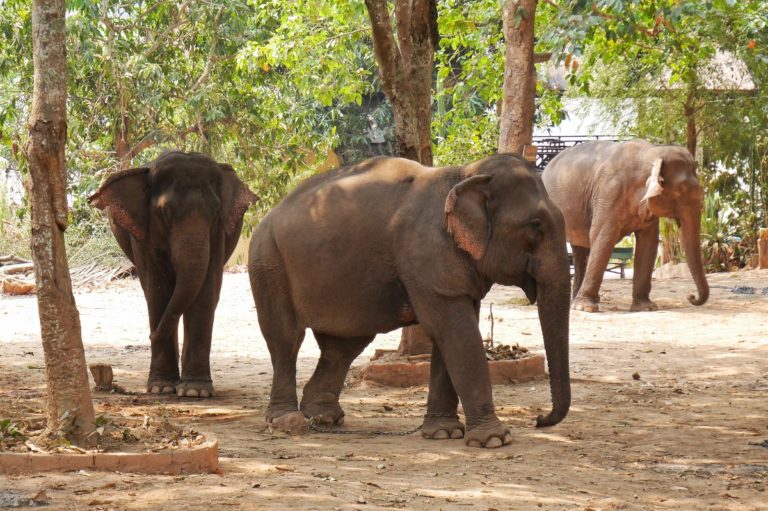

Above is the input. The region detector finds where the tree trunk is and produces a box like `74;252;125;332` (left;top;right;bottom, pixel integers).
365;0;436;166
498;0;538;154
684;88;697;157
28;0;95;445
365;0;438;355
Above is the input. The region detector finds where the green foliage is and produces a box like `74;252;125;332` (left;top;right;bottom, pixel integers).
700;191;746;271
0;418;26;441
659;218;684;264
2;0;766;275
433;0;569;164
0;0;381;233
545;0;768;270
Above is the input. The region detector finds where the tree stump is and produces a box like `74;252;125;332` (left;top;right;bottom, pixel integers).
89;364;114;391
397;325;433;356
759;229;768;269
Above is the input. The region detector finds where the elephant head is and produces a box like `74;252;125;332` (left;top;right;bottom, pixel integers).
444;156;571;427
89;151;258;344
638;146;709;306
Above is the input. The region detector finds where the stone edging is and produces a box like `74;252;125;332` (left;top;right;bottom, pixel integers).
362;354;546;387
0;436;218;475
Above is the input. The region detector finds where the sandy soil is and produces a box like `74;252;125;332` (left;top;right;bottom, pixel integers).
1;269;767;510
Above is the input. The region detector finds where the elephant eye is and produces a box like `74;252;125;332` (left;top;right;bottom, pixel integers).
528;218;543;232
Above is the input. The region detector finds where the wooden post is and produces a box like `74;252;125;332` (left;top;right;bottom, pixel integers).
758;228;768;269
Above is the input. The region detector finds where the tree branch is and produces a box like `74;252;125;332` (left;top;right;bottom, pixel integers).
364;0;402;99
142;1;192;59
190;6;224;93
310;28;368;48
534;52;552;63
119;124;208;162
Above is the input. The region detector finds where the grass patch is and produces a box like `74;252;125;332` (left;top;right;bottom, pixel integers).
65;220;127;269
1;206;126;271
503;297;534;306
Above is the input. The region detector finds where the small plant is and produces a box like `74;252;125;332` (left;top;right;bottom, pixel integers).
0;418;27;447
659;218;684;265
701;192;741;272
89;414;110;438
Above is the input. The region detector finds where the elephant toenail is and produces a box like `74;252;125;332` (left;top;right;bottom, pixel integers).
150;386;160;394
451;429;464;439
433;430;449;439
186;389;199;397
485;437;503;448
176;388;185;397
200;389;210;398
162;386;174;394
504;432;513;444
466;440;482;448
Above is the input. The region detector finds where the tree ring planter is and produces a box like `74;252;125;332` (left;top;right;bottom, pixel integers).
360;353;546;387
0;435;218;476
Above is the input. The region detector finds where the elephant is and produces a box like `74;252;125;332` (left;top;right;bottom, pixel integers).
248;154;571;448
89;151;258;397
541;139;709;313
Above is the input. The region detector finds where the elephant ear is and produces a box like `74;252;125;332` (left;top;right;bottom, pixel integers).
444;174;492;260
219;163;259;236
88;167;150;240
639;158;664;222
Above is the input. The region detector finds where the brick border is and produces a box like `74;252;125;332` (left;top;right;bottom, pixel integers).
0;436;218;475
361;354;546;387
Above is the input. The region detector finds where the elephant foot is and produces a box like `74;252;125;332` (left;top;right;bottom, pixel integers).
268;411;309;435
572;296;600;313
176;380;214;398
300;401;345;426
147;378;178;395
465;422;512;449
421;414;465;440
630;299;659;312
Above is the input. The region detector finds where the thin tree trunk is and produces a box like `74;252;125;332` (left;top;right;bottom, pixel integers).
684;88;697;157
28;0;95;445
498;0;538;154
365;0;438;354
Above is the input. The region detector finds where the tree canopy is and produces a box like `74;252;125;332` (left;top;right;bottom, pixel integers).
1;0;766;266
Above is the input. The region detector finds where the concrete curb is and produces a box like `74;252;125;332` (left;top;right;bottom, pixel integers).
0;436;218;475
361;354;546;387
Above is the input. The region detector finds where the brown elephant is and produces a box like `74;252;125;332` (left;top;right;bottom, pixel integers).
541;139;709;312
89;151;257;397
249;154;571;448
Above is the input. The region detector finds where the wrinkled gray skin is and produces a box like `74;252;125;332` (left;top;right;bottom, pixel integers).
542;139;709;312
90;151;257;397
249;154;571;448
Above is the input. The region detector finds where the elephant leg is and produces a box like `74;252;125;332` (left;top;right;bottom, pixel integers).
252;265;307;432
409;294;511;448
422;342;464;440
571;245;590;300
631;224;660;312
300;334;373;425
177;254;223;398
140;259;180;394
573;225;620;313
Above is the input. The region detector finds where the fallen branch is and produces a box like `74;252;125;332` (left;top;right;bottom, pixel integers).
0;254;31;265
0;262;34;275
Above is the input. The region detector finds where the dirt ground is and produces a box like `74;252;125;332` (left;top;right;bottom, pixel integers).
1;269;767;510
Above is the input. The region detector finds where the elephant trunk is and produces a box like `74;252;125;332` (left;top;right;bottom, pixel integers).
150;214;211;345
680;204;709;306
532;234;571;428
